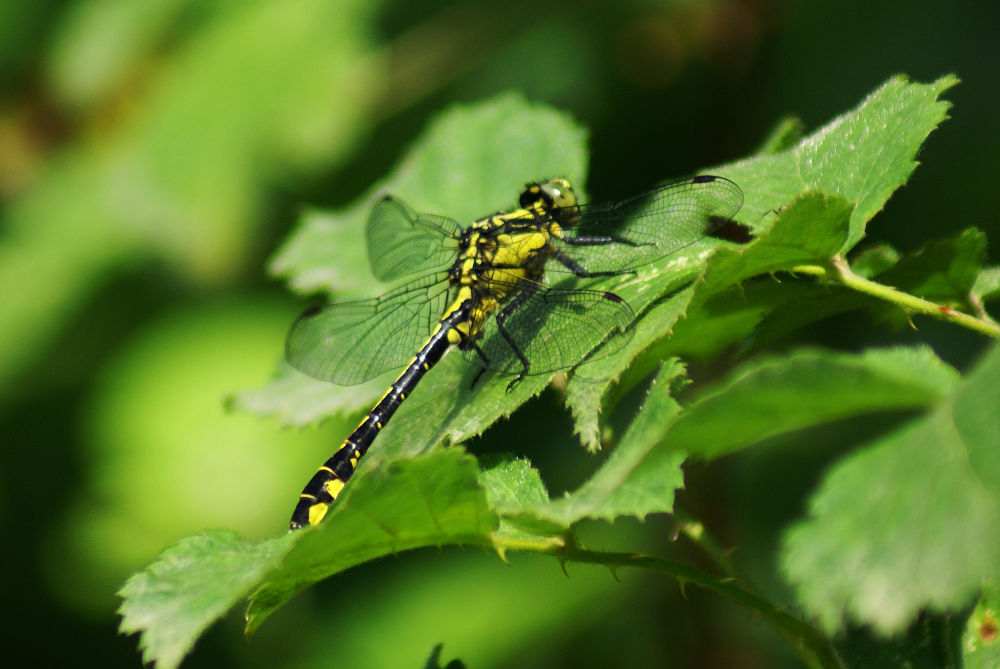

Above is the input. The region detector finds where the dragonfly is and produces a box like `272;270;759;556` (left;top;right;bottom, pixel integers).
285;175;745;529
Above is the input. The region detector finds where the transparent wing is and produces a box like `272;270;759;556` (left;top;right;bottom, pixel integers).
286;272;453;384
367;196;463;282
551;175;744;275
463;282;635;376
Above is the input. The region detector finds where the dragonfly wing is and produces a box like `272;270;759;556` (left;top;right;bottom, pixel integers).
286;273;453;384
553;175;745;275
464;283;635;376
367;196;463;282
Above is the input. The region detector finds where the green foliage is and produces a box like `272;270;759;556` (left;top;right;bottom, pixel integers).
0;0;382;392
963;585;1000;668
423;644;467;669
719;75;957;251
664;346;957;460
121;75;1000;669
120;450;494;664
119;531;296;669
783;346;1000;634
533;361;688;526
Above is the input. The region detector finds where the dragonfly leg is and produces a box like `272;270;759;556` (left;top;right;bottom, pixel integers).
494;285;536;391
551;248;635;279
469;367;487;389
562;234;642;247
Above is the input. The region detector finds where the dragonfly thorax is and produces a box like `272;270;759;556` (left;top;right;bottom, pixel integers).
443;209;559;346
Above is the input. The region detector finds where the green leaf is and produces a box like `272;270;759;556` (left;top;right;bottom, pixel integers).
48;0;196;107
245;448;495;631
423;644;467;669
528;360;688;526
850;243;902;278
119;449;494;667
0;0;382;391
118;531;297;669
717;75;957;251
876;227;986;306
858;228;993;330
659;190;852;360
564;283;697;450
562;185;831;452
225;362;392;427
658;74;956;361
664;346;957;460
972;267;1000;305
478;456;563;539
782;344;1000;635
962;586;1000;668
832;612;968;669
753;226;993;350
753;115;805;155
702;190;851;289
479;456;550;509
480;363;689;536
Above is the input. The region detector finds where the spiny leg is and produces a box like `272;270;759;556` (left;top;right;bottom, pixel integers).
468;341;491;389
562;234;642;247
551;248;636;279
494;285;537;391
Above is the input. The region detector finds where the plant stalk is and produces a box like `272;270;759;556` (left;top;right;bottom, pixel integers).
493;534;845;669
790;257;1000;339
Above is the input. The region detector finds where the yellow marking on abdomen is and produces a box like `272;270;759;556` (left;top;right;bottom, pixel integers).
324;478;346;499
308;503;330;526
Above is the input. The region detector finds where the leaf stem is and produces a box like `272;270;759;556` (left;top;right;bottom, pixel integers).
673;512;762;596
493;534;845;669
791;257;1000;339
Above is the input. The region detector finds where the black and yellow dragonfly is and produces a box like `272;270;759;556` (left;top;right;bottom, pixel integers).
285;175;744;529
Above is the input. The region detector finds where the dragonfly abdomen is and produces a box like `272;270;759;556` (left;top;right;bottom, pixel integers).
289;302;473;529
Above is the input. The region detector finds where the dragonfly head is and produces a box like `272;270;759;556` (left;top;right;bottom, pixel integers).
519;178;578;214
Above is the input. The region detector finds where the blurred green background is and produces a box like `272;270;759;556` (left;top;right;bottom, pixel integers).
2;0;996;667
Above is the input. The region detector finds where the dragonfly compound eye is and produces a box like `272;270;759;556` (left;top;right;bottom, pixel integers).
540;178;577;210
518;178;577;211
518;178;578;211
